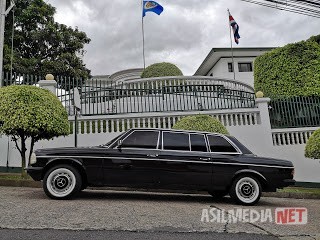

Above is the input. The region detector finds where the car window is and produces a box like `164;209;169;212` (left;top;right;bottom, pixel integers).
163;132;190;151
207;135;238;153
190;134;207;152
121;131;159;149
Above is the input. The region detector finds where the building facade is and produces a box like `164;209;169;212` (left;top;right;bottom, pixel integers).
194;48;274;88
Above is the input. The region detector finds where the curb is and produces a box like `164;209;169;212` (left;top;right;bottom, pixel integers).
0;179;319;199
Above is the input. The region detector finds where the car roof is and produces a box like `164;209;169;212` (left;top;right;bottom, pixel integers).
128;128;229;137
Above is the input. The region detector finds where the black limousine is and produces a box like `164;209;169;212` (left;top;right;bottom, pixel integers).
27;128;295;205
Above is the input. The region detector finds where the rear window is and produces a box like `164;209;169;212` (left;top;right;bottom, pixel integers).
207;135;238;153
227;136;252;154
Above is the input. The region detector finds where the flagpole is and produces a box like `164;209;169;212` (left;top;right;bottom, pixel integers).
227;9;236;81
141;0;146;69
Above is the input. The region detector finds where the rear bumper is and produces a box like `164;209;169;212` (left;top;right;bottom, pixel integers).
25;167;43;181
283;179;296;187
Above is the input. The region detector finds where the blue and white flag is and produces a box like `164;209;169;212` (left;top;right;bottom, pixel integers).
229;13;240;44
142;1;164;17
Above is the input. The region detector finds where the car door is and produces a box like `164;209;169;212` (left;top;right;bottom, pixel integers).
103;130;160;188
157;131;212;190
207;134;243;190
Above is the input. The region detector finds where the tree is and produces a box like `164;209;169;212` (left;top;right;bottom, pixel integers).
3;0;91;85
305;129;320;159
0;85;70;177
141;62;183;78
254;35;320;98
172;115;229;135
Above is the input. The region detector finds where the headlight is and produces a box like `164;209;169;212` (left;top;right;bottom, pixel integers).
30;153;37;165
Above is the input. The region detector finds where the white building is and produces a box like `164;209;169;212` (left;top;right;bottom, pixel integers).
194;47;274;88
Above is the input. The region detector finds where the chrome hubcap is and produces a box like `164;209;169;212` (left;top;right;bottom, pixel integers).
47;168;76;198
235;177;259;203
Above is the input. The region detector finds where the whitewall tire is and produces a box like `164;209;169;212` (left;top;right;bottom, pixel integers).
230;176;261;205
43;165;82;200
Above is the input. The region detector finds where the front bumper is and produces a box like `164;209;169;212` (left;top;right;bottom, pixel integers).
25;166;43;181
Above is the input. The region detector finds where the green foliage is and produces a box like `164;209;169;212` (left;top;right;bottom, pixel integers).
308;34;320;44
0;85;69;139
254;37;320;98
172;115;229;135
141;62;183;78
305;129;320;159
3;0;91;83
0;85;70;175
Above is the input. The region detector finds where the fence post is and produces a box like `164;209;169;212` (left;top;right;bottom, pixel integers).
38;74;57;95
254;96;275;155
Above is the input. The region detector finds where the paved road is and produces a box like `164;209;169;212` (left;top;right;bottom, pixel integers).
0;229;279;240
0;187;319;240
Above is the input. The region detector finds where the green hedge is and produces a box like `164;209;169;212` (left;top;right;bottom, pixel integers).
172;115;229;134
305;129;320;159
141;62;183;78
254;36;320;98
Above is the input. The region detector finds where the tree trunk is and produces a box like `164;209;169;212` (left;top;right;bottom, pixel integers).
28;137;35;166
21;136;27;179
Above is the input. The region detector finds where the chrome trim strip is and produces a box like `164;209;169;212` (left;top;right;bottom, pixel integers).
36;155;294;169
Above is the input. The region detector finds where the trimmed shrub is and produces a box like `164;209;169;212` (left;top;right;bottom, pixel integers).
141;62;183;78
254;36;320;98
172;115;229;134
305;129;320;159
0;85;70;176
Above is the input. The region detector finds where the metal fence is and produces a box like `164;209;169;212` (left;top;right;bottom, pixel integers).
60;80;256;115
269;96;320;129
2;72;256;116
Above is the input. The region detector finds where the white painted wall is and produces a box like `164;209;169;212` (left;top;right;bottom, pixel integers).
1;98;319;183
208;57;256;88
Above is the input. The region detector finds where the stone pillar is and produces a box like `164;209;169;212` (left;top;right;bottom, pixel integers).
38;74;57;95
254;95;275;156
255;97;271;130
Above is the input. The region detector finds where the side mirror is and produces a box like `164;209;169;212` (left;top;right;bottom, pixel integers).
117;140;123;150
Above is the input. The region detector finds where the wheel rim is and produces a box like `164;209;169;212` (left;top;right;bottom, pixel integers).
235;177;259;204
46;168;76;198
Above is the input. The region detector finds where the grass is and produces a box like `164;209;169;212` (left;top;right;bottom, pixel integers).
0;174;32;180
278;187;320;195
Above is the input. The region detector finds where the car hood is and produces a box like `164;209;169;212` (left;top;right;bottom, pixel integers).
34;147;104;156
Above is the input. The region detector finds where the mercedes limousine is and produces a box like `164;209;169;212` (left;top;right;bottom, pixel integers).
26;128;295;205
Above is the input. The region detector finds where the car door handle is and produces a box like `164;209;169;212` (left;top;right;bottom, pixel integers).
119;164;132;169
147;154;158;158
199;157;211;161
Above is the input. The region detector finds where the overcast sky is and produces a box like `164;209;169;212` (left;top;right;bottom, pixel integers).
47;0;319;76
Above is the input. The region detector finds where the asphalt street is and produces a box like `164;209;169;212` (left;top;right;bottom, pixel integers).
0;229;279;240
0;187;319;240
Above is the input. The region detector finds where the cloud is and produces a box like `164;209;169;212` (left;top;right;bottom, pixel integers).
47;0;319;76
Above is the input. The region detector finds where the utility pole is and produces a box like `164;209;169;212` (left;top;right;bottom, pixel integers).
0;0;7;87
0;0;14;88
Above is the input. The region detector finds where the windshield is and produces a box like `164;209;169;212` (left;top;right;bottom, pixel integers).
99;132;127;148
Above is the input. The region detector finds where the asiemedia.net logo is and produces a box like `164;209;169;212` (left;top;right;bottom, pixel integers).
201;207;308;225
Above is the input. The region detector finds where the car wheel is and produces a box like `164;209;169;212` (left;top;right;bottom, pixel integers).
208;190;228;199
229;175;261;205
43;164;82;200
